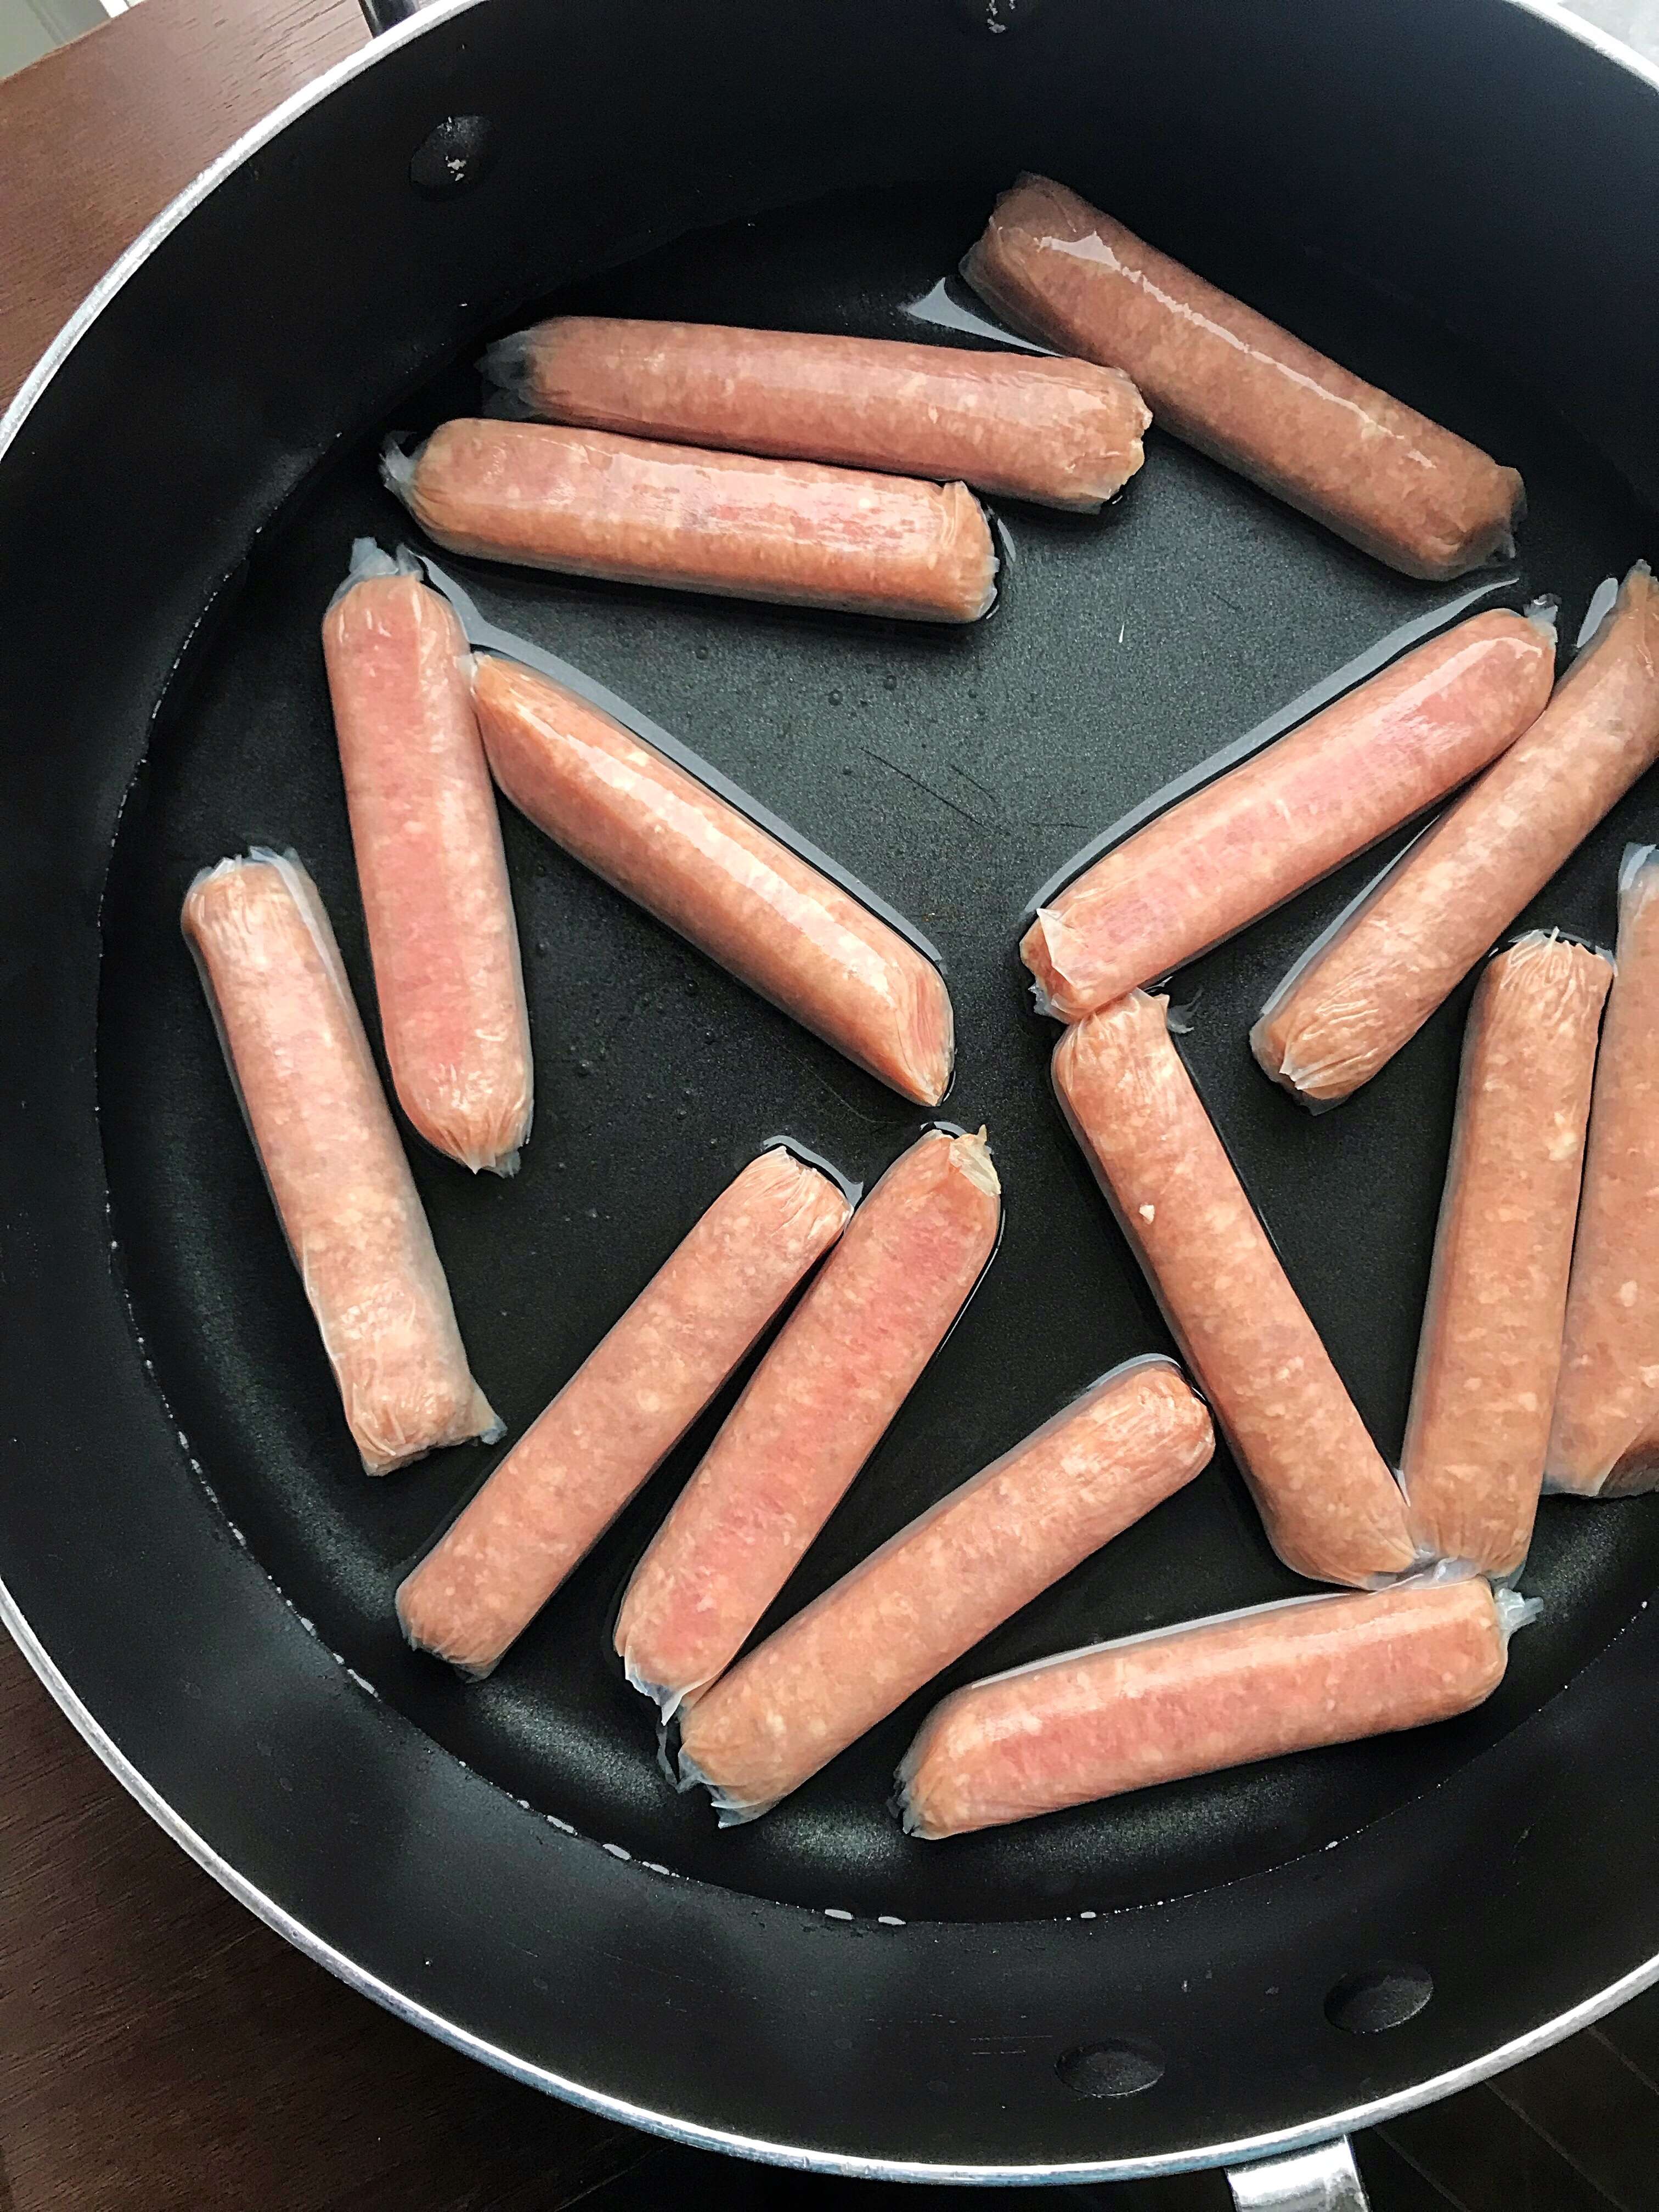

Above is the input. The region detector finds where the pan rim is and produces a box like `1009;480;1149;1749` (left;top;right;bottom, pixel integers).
4;0;1659;2181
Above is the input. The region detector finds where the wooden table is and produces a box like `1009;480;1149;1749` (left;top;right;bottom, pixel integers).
3;4;1659;2204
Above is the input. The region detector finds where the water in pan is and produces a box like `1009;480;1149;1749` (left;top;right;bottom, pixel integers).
97;181;1659;1923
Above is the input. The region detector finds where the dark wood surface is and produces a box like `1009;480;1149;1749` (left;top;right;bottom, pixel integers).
2;4;1657;2204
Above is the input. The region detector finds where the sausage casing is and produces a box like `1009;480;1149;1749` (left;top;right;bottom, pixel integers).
615;1128;1002;1715
1053;993;1415;1585
1403;935;1611;1573
321;544;532;1174
1023;608;1555;1022
386;419;997;623
1255;563;1659;1105
398;1147;851;1674
1547;848;1659;1495
898;1577;1526;1838
676;1357;1213;1820
182;851;498;1474
963;174;1522;579
472;653;955;1106
485;316;1150;512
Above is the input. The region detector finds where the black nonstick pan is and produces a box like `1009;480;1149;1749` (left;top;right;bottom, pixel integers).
4;1;1659;2199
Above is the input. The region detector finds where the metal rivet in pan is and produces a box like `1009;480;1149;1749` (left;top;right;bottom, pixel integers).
1055;2039;1165;2097
409;115;499;197
1324;1962;1434;2035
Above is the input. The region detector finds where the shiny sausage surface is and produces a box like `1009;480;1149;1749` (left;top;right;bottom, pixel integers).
486;315;1150;512
678;1358;1212;1819
388;419;997;622
1255;563;1659;1105
964;174;1522;579
1054;993;1415;1585
182;851;497;1474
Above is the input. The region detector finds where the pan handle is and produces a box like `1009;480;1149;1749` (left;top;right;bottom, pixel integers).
358;0;426;36
1226;2138;1371;2210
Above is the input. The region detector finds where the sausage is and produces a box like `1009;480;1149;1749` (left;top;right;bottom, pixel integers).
320;544;532;1175
1403;935;1611;1574
397;1147;851;1674
1023;608;1555;1022
1053;993;1415;1585
675;1358;1212;1821
896;1576;1530;1838
1547;847;1659;1495
472;653;955;1105
383;420;996;623
1254;563;1659;1106
962;175;1522;580
181;851;499;1474
483;317;1151;513
615;1127;1002;1716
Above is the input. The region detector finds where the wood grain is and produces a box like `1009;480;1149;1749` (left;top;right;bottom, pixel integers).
0;0;366;408
0;1634;637;2209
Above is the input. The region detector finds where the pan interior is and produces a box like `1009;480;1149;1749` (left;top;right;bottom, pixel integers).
98;180;1659;1924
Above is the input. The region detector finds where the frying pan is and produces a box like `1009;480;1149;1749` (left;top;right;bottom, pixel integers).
3;0;1659;2200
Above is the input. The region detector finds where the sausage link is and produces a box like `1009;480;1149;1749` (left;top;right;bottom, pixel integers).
321;548;532;1174
615;1128;1001;1714
386;419;996;623
486;317;1150;513
1023;608;1555;1022
1403;936;1611;1573
182;852;498;1473
1547;848;1659;1494
898;1577;1519;1838
472;654;955;1105
1255;563;1659;1105
963;175;1522;580
676;1358;1212;1820
1053;994;1415;1584
398;1147;851;1674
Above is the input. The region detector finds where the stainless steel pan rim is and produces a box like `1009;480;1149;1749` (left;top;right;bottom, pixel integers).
4;0;1658;2185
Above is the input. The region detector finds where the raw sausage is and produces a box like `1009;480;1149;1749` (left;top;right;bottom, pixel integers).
962;174;1522;580
182;851;499;1474
398;1147;851;1674
675;1358;1212;1820
321;543;532;1174
484;317;1150;512
1403;934;1611;1573
472;653;955;1105
1022;607;1555;1022
383;419;997;623
616;1127;1001;1716
897;1576;1532;1838
1255;563;1659;1105
1547;847;1659;1495
1053;993;1415;1585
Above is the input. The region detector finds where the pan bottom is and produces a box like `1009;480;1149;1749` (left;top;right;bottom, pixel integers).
98;180;1659;1924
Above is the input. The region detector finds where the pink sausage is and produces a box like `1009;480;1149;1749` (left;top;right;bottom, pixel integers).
485;317;1150;513
472;654;955;1106
182;851;498;1474
1255;563;1659;1105
898;1578;1524;1839
615;1127;1002;1715
1547;848;1659;1495
963;174;1522;579
1403;936;1611;1574
1022;607;1555;1022
321;546;532;1174
1053;994;1415;1585
397;1147;851;1674
676;1358;1212;1820
385;419;997;623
